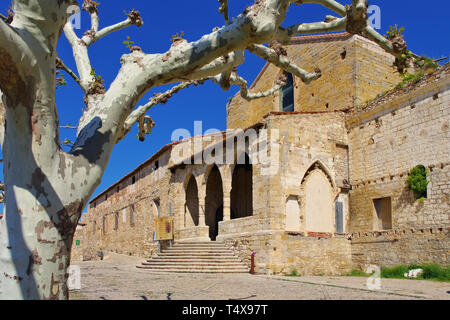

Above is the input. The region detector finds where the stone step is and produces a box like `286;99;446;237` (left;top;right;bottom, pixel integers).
137;265;249;271
175;242;226;246
136;266;249;273
137;241;247;274
159;252;236;257
165;246;229;251
147;256;241;263
162;249;233;254
142;261;245;267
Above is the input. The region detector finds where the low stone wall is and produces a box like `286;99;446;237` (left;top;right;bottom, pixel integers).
176;226;210;242
351;226;450;269
221;230;352;276
218;216;263;236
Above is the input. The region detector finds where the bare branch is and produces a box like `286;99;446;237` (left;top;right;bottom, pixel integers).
210;72;287;101
118;80;204;143
247;44;322;84
82;9;143;47
137;115;155;142
277;16;347;43
56;57;83;90
218;0;230;25
63;20;93;91
294;0;346;16
82;0;100;32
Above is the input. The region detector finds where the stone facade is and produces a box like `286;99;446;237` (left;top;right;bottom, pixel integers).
226;33;401;130
72;33;449;276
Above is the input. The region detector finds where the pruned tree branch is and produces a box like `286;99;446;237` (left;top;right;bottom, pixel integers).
56;57;82;89
210;72;287;101
248;44;322;84
294;0;346;16
82;9;143;47
218;0;230;25
277;17;347;43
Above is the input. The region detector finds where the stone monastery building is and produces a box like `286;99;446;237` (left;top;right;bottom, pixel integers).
72;33;450;275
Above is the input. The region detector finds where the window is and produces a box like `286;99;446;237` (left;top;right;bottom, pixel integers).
132;176;136;185
130;205;135;227
116;185;120;193
102;216;107;234
114;212;119;231
373;197;392;230
154;199;161;218
280;72;294;112
92;220;96;234
154;160;159;171
335;201;344;233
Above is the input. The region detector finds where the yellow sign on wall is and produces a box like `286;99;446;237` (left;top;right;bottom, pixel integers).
155;217;174;240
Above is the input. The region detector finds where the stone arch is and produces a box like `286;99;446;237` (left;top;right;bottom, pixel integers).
184;174;199;227
301;160;335;188
301;162;335;234
231;153;253;219
205;165;223;241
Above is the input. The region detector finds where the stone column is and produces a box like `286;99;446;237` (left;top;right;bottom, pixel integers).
198;197;206;227
223;193;231;221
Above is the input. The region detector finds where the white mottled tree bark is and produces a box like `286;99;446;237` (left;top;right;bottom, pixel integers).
0;0;406;299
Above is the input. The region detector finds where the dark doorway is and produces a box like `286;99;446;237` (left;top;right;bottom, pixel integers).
231;154;253;219
185;175;199;227
205;166;223;241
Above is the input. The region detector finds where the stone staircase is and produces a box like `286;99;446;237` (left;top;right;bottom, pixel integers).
136;241;249;273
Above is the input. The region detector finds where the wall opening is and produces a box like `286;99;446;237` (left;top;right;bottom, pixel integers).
231;153;253;219
130;204;136;227
185;175;199;227
285;196;300;232
335;201;344;233
373;197;392;230
280;72;294;112
205;165;223;241
114;212;119;231
102;216;107;234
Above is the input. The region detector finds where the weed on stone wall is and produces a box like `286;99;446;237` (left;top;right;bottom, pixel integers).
407;165;428;200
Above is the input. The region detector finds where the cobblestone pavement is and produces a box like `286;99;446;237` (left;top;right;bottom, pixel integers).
69;253;450;300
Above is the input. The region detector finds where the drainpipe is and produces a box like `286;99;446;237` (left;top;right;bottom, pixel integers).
250;252;256;274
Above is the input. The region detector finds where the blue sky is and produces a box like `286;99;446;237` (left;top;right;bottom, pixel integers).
1;0;449;213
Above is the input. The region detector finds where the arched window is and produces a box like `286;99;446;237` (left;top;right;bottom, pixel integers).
281;72;294;112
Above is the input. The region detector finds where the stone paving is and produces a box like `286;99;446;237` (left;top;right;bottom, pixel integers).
69;253;450;300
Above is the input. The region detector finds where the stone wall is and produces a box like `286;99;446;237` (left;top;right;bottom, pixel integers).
351;227;449;269
346;65;450;269
77;150;174;260
263;112;350;233
227;33;400;130
347;66;450;232
222;231;352;276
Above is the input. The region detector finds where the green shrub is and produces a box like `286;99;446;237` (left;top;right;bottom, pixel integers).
381;264;450;282
347;269;370;277
407;165;428;199
381;265;409;278
421;264;450;281
286;269;300;277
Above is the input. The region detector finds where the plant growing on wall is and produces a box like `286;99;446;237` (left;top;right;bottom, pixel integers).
407;165;429;200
